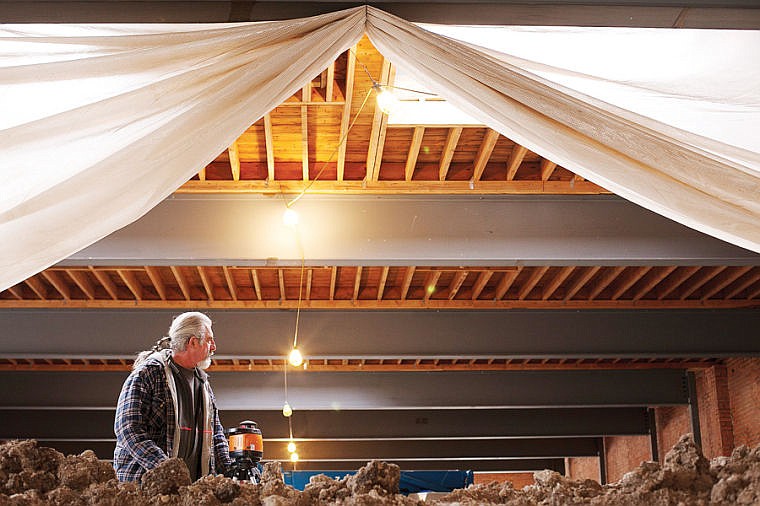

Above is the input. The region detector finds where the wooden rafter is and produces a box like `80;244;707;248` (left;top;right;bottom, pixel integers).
700;266;752;301
42;271;70;300
471;271;493;300
117;269;142;301
171;266;191;301
657;266;700;300
6;285;23;300
506;145;528;180
542;266;574;300
540;159;557;181
228;141;241;181
145;266;167;301
494;268;521;300
353;266;363;300
251;269;262;301
517;266;549;300
223;266;238;301
405;126;425;181
471;129;499;182
678;266;726;300
67;269;95;300
400;266;416;300
301;84;310;181
423;271;442;301
724;269;760;300
448;270;468;300
278;269;285;301
329;266;337;301
337;46;356;182
631;266;677;301
90;267;118;300
326;62;335;102
588;266;625;300
610;266;650;301
439;127;462;181
264;113;275;182
197;266;214;301
366;58;393;182
377;266;390;301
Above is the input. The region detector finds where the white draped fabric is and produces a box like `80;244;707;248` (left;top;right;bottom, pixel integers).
1;6;759;291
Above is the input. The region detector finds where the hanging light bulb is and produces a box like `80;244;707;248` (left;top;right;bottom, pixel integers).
289;347;303;367
290;452;299;462
374;84;399;115
282;402;293;417
282;208;299;227
287;441;297;453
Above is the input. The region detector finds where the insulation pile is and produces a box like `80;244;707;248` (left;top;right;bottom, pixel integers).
0;435;758;505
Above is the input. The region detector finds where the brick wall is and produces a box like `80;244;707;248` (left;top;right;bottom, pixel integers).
725;357;760;448
603;435;651;483
474;472;534;489
696;365;735;458
654;405;690;463
565;457;600;481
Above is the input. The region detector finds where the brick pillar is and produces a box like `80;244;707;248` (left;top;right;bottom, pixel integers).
696;364;734;458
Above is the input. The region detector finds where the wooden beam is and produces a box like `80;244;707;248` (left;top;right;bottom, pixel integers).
223;266;238;301
228;141;241;182
542;266;574;300
90;267;118;300
6;285;23;300
678;266;726;300
506;145;528;181
518;266;549;300
329;266;337;301
264;113;275;182
251;269;262;301
377;266;389;301
67;269;95;300
588;266;625;300
301;90;309;181
723;269;760;300
145;266;167;301
423;270;442;301
198;166;206;181
471;271;493;300
448;270;469;300
197;266;214;302
366;59;393;182
400;266;416;301
494;268;521;301
326;62;335;102
700;266;752;301
610;266;650;301
171;266;191;301
656;266;700;300
631;266;677;301
353;266;363;301
405;126;425;181
471;129;499;182
540;159;557;181
42;271;70;300
336;45;356;182
306;268;313;300
439;127;462;181
117;269;142;301
278;269;285;301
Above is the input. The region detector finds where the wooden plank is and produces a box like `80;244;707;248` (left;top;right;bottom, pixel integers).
471;271;493;300
326;62;335;102
90;267;118;300
117;269;142;301
264;113;275;182
352;266;363;301
306;268;313;300
723;269;760;300
631;266;677;301
366;59;393;182
542;266;574;300
448;270;469;300
517;266;549;300
700;266;752;301
198;166;206;181
223;266;238;301
377;266;390;301
405;126;425;181
329;266;337;301
678;266;726;300
251;269;262;301
494;268;521;300
6;285;23;300
336;45;356;182
197;266;214;302
145;266;167;301
228;141;241;181
610;266;650;301
423;271;442;301
588;266;625;300
540;159;557;181
439;127;462;181
278;269;285;301
471;129;499;182
42;271;70;300
171;266;191;301
506;145;528;181
67;269;95;300
400;266;416;301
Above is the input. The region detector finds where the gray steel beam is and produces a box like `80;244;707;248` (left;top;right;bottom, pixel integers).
60;195;759;266
2;309;757;357
0;369;689;409
1;1;759;29
0;408;649;439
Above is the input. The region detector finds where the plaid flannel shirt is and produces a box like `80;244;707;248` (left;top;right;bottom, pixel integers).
113;351;231;482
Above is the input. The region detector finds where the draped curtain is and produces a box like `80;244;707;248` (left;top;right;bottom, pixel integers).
1;6;759;291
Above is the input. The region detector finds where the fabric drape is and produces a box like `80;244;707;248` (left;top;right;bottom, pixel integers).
1;6;759;291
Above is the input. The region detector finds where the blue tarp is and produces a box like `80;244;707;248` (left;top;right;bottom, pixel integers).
282;470;474;493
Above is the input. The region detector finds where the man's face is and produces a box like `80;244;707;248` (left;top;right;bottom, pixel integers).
191;325;215;370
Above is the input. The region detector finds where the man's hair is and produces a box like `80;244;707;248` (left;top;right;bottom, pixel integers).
132;312;212;370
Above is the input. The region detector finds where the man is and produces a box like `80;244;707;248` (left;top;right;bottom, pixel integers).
114;311;232;482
